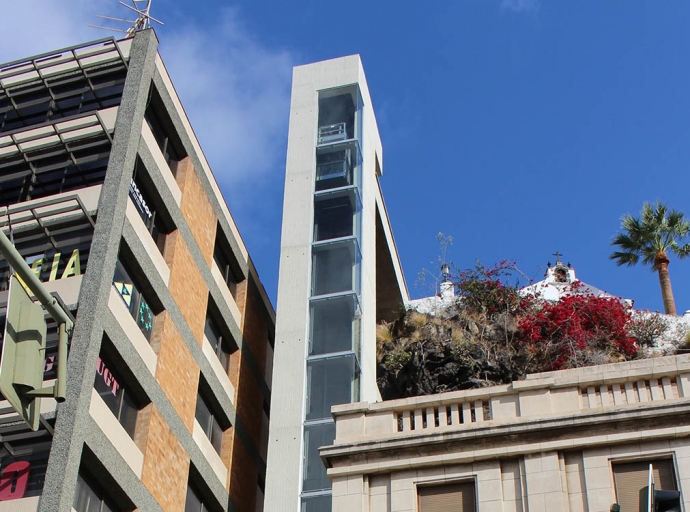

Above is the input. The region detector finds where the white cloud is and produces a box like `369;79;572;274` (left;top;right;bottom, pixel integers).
157;8;294;195
0;2;291;296
0;3;294;207
0;0;114;63
501;0;540;12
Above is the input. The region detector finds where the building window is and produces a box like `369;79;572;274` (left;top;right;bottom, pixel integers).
309;294;360;355
0;451;50;500
418;482;476;512
204;314;231;371
130;161;170;254
613;459;678;512
314;142;364;192
0;63;126;135
305;354;358;421
302;422;335;492
94;355;139;438
195;392;224;455
112;258;155;341
144;89;183;176
313;193;356;242
301;494;332;512
0;135;111;208
311;239;360;297
0;215;93;292
318;92;357;142
185;481;214;512
73;472;117;512
213;235;239;299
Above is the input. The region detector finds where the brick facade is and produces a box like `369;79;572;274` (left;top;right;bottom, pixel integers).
229;431;259;512
140;149;271;512
165;230;209;345
175;157;217;267
227;273;272;507
155;313;200;432
141;405;191;512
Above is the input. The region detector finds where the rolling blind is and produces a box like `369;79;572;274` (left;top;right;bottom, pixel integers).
613;459;675;512
418;482;475;512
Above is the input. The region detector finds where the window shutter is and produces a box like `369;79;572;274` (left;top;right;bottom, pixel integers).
613;459;676;512
418;482;475;512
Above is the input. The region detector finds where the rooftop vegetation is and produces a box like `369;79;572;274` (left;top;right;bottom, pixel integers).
377;260;690;400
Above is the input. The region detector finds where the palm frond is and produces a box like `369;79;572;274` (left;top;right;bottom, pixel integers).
667;210;690;236
673;242;690;259
610;200;690;271
609;250;639;267
611;232;642;252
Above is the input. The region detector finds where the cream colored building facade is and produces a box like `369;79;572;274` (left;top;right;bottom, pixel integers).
322;354;690;511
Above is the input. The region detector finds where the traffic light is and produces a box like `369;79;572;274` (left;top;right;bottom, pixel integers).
654;489;681;512
0;275;47;431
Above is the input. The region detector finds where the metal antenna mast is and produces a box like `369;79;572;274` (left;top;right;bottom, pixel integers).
89;0;163;38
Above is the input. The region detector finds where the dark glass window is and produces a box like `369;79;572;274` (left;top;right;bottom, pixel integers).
94;355;138;438
302;422;335;492
144;95;183;176
0;65;126;135
204;314;230;371
130;163;169;254
309;295;359;355
314;195;353;242
301;494;332;512
306;355;358;421
112;259;155;341
74;472;117;512
0;216;93;292
315;148;353;191
185;481;213;512
0;135;111;208
213;241;239;299
195;393;224;455
0;451;50;499
311;241;359;297
318;93;356;142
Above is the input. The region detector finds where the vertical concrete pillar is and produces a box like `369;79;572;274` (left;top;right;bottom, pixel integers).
39;30;160;512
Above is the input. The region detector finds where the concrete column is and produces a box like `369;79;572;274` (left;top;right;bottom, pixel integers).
39;30;160;512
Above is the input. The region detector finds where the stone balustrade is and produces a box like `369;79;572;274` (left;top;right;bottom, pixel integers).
332;354;690;442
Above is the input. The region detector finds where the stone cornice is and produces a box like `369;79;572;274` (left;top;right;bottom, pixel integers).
322;399;690;477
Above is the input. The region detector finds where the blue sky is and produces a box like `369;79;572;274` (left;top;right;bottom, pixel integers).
5;1;690;313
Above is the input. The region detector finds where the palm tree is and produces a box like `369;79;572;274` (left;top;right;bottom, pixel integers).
610;201;690;315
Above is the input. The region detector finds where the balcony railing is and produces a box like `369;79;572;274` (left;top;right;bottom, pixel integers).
316;159;348;182
330;354;690;441
318;123;347;144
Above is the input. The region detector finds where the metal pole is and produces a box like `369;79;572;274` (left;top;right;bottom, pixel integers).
55;323;67;402
0;230;73;331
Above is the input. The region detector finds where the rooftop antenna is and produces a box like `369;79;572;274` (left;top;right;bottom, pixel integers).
89;0;163;38
437;232;452;284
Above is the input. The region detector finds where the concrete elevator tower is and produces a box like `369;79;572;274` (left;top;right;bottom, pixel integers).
266;56;408;511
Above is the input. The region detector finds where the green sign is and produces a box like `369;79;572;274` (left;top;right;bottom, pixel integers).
0;275;47;431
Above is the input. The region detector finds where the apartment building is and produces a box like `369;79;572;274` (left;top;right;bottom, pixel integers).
0;29;274;511
265;56;408;512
